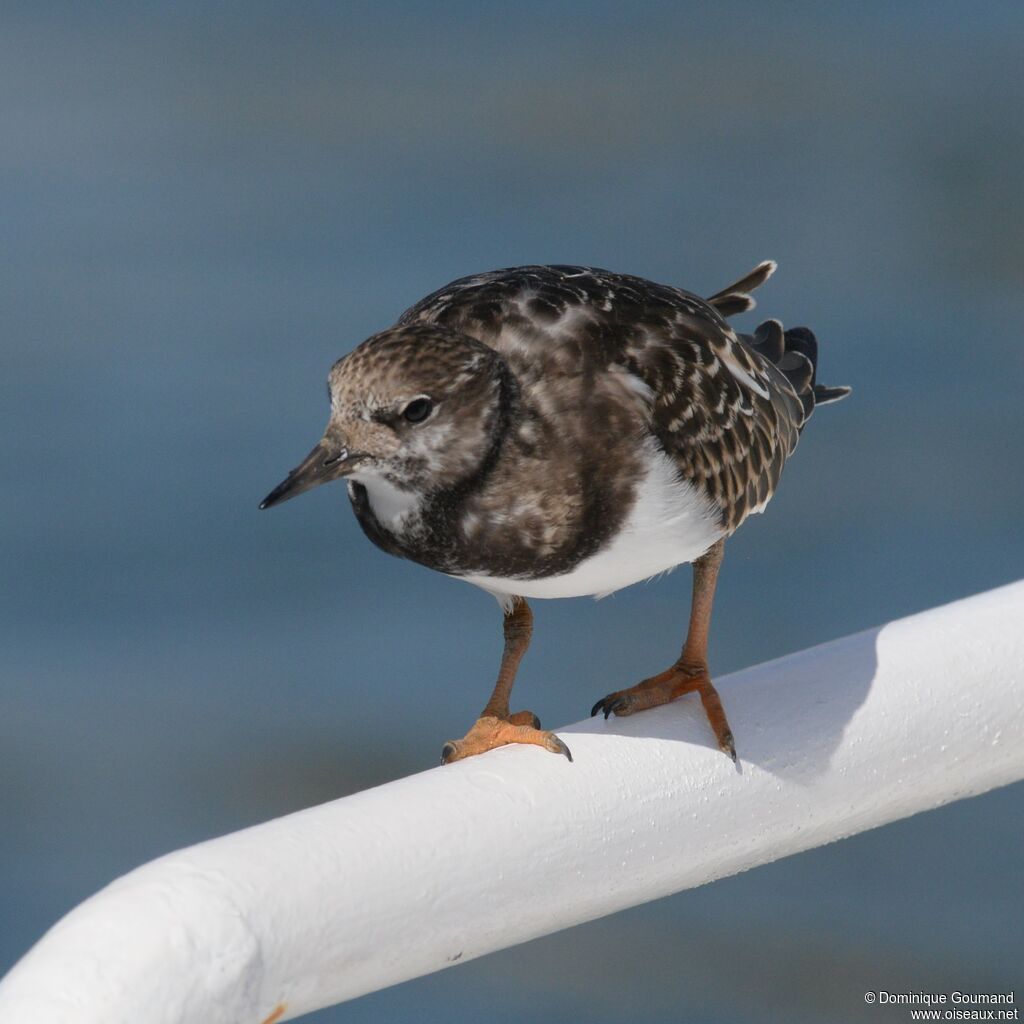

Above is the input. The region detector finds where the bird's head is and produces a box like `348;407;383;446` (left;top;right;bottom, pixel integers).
260;325;510;511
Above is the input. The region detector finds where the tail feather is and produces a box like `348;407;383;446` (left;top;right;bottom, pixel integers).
779;326;818;375
706;260;777;317
746;321;850;430
814;384;852;405
752;318;785;363
715;260;850;426
777;350;814;393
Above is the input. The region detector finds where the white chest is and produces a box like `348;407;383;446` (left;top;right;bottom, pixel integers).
453;445;725;602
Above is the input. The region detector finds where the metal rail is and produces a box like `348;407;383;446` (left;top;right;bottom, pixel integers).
2;581;1022;1023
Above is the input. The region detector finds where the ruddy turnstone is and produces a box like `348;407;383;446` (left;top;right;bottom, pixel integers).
261;261;849;764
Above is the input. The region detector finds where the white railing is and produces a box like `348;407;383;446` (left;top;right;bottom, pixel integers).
1;580;1022;1024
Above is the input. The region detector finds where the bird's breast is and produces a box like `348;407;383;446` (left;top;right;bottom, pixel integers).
451;440;726;600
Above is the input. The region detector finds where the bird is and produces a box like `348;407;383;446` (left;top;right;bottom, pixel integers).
260;261;849;765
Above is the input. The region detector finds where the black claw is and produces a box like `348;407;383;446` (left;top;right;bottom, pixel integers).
720;732;738;763
440;741;457;765
592;695;633;719
551;736;573;763
529;713;542;730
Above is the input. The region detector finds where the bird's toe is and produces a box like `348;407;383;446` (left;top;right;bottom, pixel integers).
439;714;572;765
591;694;633;719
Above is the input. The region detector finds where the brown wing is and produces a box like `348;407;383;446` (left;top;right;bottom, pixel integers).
398;264;809;532
618;315;805;533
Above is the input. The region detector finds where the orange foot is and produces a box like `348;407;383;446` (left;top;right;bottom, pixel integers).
590;660;737;762
441;711;572;764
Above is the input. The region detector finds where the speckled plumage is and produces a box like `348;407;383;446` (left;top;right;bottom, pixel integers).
314;263;847;592
261;260;850;763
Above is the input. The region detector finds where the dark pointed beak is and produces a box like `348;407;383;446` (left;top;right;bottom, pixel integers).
259;441;352;510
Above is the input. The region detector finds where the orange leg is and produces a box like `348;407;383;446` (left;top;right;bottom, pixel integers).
441;598;572;764
590;539;736;762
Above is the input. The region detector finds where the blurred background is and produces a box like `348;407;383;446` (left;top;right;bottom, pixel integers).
2;2;1022;1021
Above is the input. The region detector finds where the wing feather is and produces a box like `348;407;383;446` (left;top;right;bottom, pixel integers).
399;264;806;531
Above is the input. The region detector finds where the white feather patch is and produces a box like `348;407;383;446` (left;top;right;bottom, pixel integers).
348;472;421;531
452;441;724;602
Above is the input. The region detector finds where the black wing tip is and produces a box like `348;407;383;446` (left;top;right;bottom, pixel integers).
813;384;852;405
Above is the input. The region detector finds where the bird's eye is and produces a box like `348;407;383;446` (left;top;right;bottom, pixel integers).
402;397;433;424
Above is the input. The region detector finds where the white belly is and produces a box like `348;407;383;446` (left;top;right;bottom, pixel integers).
452;444;725;603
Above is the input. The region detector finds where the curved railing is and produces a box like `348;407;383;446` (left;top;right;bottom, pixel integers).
1;581;1022;1023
